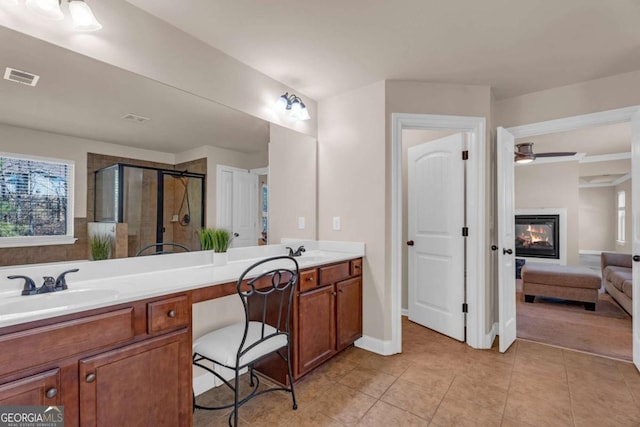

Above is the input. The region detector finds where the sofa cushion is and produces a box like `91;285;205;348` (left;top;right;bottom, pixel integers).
604;266;632;291
623;280;633;300
521;264;601;289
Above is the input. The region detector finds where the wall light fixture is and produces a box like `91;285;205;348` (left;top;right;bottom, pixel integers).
274;92;311;121
13;0;102;31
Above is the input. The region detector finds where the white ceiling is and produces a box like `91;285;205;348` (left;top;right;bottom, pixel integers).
127;0;640;100
0;27;270;154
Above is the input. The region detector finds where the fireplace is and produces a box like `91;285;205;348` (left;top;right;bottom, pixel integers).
515;214;560;259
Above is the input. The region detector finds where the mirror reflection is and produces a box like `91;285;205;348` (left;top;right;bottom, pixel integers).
0;27;316;266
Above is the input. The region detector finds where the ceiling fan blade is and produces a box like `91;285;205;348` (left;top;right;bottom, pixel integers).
535;152;577;158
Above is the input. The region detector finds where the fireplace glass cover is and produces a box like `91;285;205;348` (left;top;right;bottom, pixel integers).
515;215;560;259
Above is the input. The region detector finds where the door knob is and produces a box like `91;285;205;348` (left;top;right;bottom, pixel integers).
633;255;640;262
503;248;513;255
406;240;415;246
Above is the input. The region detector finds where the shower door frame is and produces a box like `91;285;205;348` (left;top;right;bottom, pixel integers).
94;163;206;248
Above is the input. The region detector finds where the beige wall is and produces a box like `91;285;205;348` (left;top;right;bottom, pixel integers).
616;179;633;254
578;187;616;252
495;70;640;127
514;162;580;265
0;0;317;138
318;81;386;340
268;124;317;243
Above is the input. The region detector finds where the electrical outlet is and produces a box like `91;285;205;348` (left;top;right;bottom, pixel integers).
332;216;341;231
298;216;305;229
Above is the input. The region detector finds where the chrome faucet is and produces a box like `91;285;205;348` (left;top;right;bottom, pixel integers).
8;268;79;296
286;245;306;257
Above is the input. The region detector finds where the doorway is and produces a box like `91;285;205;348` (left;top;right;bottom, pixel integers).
391;113;487;354
497;105;640;370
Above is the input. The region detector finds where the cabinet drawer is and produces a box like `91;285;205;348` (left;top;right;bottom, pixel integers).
350;259;362;277
298;269;319;293
0;308;134;375
147;295;189;335
319;262;350;286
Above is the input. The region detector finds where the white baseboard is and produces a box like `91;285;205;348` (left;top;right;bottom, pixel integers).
401;308;409;316
355;335;397;356
193;372;216;397
579;250;604;255
484;322;498;349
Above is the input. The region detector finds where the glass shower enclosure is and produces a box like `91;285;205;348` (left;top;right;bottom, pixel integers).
94;164;205;256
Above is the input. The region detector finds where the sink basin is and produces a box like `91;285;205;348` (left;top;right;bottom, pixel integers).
0;288;119;317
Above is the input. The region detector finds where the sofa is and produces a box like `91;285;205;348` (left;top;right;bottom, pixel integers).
601;252;633;315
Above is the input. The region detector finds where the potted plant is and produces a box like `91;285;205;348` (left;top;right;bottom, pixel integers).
199;228;238;265
89;233;112;261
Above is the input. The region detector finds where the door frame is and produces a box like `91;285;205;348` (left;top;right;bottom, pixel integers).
503;105;640;359
391;113;487;353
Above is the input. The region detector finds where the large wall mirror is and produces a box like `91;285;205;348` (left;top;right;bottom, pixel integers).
0;27;317;266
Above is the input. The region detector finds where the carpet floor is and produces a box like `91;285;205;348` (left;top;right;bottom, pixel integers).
516;291;632;360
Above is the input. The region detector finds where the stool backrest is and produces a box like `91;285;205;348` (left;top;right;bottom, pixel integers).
236;256;299;360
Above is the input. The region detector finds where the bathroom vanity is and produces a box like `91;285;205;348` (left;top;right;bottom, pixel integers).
0;242;364;427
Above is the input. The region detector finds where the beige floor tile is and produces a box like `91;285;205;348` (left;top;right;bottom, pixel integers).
398;364;455;398
515;340;566;365
338;367;397;398
312;382;377;425
572;397;640;427
289;369;335;405
355;351;412;377
500;416;537;427
569;375;635;406
566;360;625;383
509;369;571;406
314;354;359;382
456;358;513;390
513;354;567;378
430;395;503;427
357;400;428;426
282;406;346;427
503;389;573;427
443;376;508;413
380;378;442;421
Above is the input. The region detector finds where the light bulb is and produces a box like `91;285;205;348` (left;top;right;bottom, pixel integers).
26;0;64;20
69;0;102;31
289;100;302;120
299;104;311;121
274;94;289;111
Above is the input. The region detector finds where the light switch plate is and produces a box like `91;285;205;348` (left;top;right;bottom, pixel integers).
332;216;341;231
298;216;305;229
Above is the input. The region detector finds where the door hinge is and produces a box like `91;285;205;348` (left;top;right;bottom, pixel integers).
462;227;469;237
462;150;469;160
462;303;468;313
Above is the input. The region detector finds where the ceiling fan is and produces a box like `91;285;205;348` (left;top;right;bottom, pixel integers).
514;142;577;164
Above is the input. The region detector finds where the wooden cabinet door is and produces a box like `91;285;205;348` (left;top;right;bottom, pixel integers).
296;285;336;377
79;330;191;427
336;277;363;351
0;369;61;406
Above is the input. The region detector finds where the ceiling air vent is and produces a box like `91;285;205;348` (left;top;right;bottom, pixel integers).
121;113;151;123
4;67;40;87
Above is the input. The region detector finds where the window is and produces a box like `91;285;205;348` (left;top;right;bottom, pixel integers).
0;153;75;247
617;190;626;244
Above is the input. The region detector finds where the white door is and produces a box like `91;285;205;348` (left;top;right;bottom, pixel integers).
497;127;517;353
216;165;259;248
232;170;258;248
407;133;465;341
632;110;640;370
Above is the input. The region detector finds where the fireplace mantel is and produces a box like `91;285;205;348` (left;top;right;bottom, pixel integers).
514;208;567;265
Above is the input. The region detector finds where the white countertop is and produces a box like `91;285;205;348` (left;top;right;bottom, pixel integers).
0;240;365;329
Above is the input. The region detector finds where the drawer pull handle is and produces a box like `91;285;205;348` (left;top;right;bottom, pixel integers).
86;373;96;383
332;292;337;296
45;387;57;399
168;310;177;318
307;277;314;281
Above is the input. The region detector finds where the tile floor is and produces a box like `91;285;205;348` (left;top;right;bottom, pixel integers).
193;318;640;426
